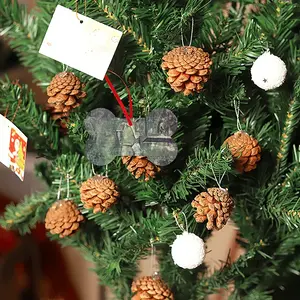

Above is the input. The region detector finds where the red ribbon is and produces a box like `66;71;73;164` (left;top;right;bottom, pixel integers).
104;70;133;126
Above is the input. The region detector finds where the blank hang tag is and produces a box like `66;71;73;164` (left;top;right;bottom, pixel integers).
39;5;123;80
0;115;28;181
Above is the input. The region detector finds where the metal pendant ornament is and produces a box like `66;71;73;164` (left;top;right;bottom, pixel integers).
84;108;178;167
84;71;178;180
251;51;287;90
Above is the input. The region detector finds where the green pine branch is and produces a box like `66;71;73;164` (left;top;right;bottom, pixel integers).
49;207;189;299
91;0;152;53
241;290;272;300
254;1;299;57
277;78;300;171
0;0;104;89
193;2;244;51
196;231;300;298
49;153;93;201
265;146;300;230
49;152;168;208
0;0;61;82
0;192;53;235
50;228;137;299
170;146;233;201
66;112;89;154
195;243;262;298
212;20;267;77
0;1;300;299
92;0;212;53
0;81;60;157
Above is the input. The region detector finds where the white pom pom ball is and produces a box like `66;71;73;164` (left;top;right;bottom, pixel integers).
251;51;287;90
171;231;205;269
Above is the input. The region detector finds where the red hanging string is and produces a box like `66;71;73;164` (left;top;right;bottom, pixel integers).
104;70;133;126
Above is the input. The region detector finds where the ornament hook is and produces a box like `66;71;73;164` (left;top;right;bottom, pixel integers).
75;0;87;23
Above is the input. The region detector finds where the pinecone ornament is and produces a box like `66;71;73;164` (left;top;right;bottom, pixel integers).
122;156;160;181
80;176;120;213
45;200;84;238
162;46;212;96
223;131;261;172
131;276;174;300
46;72;86;121
192;188;234;230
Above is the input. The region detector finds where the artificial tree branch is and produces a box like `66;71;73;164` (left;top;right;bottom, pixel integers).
277;79;300;171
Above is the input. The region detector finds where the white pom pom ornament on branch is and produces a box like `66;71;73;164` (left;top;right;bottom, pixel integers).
251;51;287;90
171;231;205;269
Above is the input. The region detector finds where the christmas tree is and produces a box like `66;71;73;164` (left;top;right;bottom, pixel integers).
0;0;300;299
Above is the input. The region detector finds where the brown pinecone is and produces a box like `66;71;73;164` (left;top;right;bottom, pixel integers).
80;176;120;213
45;200;84;238
46;72;86;121
223;131;261;172
122;156;160;181
161;46;212;96
192;188;234;230
131;276;174;300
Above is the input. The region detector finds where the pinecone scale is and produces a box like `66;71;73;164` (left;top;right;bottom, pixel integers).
122;156;160;181
223;131;261;172
132;276;174;300
80;176;120;213
192;188;234;230
46;72;86;122
162;46;212;96
45;200;84;238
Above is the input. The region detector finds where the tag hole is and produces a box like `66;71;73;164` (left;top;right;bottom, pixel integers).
80;20;83;24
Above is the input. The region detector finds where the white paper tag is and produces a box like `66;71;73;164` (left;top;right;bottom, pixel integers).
0;115;28;181
39;5;122;80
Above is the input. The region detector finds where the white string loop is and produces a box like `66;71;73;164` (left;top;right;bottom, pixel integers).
233;99;242;132
173;211;189;232
66;174;70;200
180;17;195;47
210;163;227;191
57;176;63;200
91;163;96;176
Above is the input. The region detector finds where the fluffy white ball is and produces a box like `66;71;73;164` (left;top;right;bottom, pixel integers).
251;51;287;90
171;231;205;269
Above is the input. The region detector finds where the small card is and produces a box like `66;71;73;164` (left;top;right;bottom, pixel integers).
0;115;27;181
39;5;123;80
